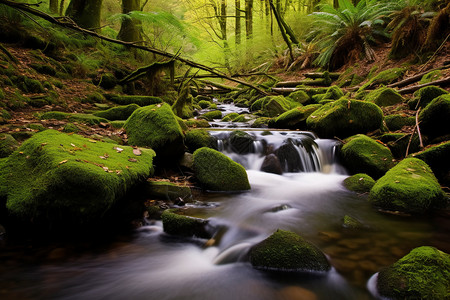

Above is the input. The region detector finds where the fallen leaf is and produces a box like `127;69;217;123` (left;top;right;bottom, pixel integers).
116;170;122;175
41;143;48;146
71;143;76;147
113;146;123;153
89;140;97;143
133;148;141;156
102;167;109;172
128;158;137;162
59;160;68;165
99;156;107;160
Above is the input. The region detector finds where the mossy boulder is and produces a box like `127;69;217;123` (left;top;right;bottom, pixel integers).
412;141;450;186
193;147;250;191
322;85;344;101
96;73;117;89
359;68;405;91
229;130;255;154
161;208;211;239
408;86;448;109
0;108;11;124
249;229;331;273
419;70;443;84
221;113;240;122
200;110;222;121
306;99;383;139
365;87;404;107
379;133;420;159
40;111;109;125
376;246;450;300
93;104;140;121
198;100;213;109
124;103;185;161
369;158;445;214
109;95;163;106
384;114;415;131
342;215;365;229
343;173;375;193
287;90;311;105
144;181;192;202
250;95;292;117
0;133;19;158
418;94;450;140
29;63;56;76
340;135;394;179
271;104;321;130
0;130;155;225
251;117;271;128
185;129;215;153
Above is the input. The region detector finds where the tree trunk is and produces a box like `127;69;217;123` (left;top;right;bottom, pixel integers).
220;0;231;70
235;0;241;46
66;0;103;32
49;0;58;13
269;0;293;62
117;0;142;43
245;0;253;40
333;0;339;9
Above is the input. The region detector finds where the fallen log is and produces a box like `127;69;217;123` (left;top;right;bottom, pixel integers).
276;78;331;87
304;72;340;79
271;87;298;94
398;77;450;94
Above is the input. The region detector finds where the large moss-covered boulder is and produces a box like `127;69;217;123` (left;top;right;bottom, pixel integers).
365;87;404;107
313;85;344;103
0;130;155;225
193;147;250;191
0;133;19;158
408;86;448;109
376;246;450;300
184;129;215;153
384;114;415;131
271;104;321;130
358;68;405;91
369;158;445;214
93;104;140;120
124;103;185;161
340;135;394;179
249;229;331;273
418;94;450;140
343;173;375;193
200;110;222;121
287;90;311;105
161;208;211;238
306;99;383;138
412;141;450;186
250;95;292;117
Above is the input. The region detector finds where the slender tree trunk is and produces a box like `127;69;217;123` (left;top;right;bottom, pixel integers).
333;0;339;8
59;0;65;15
245;0;253;40
269;0;293;62
117;0;142;42
49;0;58;13
235;0;241;45
220;0;231;69
66;0;103;32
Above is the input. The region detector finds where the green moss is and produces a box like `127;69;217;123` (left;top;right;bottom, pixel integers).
287;90;311;105
343;173;375;193
110;120;126;129
369;158;445;214
93;104;140;121
233;115;248;122
82;92;106;104
0;108;11;120
341;135;394;179
185;129;214;153
198;100;213;109
0;133;19;158
193;147;250;191
418;94;450;140
1;130;155;224
96;73;117;89
358;68;405;91
380;133;420;159
408;86;448;109
124;103;185;161
144;181;192;201
249;229;331;272
342;215;365;229
39;111;108;125
250;95;292;117
0;88;4;100
322;85;344;100
419;70;442;85
39;111;68;120
200;110;222;121
377;246;450;299
271;104;321;130
384;114;415;131
412;141;450;185
27;123;46;132
251;117;272;128
365;87;404;107
222;113;239;122
62;123;79;133
306;99;384;138
184;119;210;128
29;63;56;76
161;208;210;238
109;95;163;106
19;77;45;93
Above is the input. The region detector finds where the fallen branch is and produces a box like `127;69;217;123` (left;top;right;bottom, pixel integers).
119;60;175;85
387;64;450;88
415;107;424;149
0;0;268;95
200;80;241;91
398;77;450;94
271;87;298;94
304;72;340;79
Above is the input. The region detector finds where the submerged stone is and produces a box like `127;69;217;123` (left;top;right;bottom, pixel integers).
342;215;365;229
343;173;375;193
260;154;283;175
229;130;255;154
376;246;450;299
161;208;211;239
369;158;445;214
249;229;331;273
340;135;394;179
0;130;155;225
193;147;250;191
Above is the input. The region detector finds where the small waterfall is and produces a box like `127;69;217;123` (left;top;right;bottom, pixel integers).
210;130;345;174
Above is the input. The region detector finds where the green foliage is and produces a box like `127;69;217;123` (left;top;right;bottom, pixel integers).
309;0;392;69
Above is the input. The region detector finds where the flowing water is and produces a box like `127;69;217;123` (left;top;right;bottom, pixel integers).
0;120;449;299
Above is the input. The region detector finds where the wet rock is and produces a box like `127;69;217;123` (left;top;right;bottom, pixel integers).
276;140;302;172
343;173;375;193
342;215;365;230
144;181;192;202
179;152;194;170
278;286;318;300
369;158;445;214
229;130;255;154
340;135;394;179
161;208;211;239
270;104;321;130
249;229;331;273
376;246;450;300
418;94;450;140
193;147;250;191
260;154;283;175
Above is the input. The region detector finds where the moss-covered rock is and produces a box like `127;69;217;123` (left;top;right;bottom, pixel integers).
19;77;45;94
384;114;415;131
340;135;394;179
0;108;11;124
418;94;450;140
193;147;250;191
249;229;331;273
250;95;292;117
408;86;448;109
93;104;140;121
365;87;404;107
369;158;445;214
0;130;155;225
144;181;192;201
343;173;375;193
82;92;106;104
419;70;443;84
379;133;420;159
229;130;256;154
358;68;405;91
29;63;56;76
0;133;19;158
271;104;321;130
124;103;185;161
185;129;214;153
411;141;450;186
376;246;450;300
161;208;211;239
306;99;383;139
322;85;344;100
184;118;210;128
287;90;311;105
198;100;213;109
200;110;222;121
62;123;79;133
109;95;163;106
342;215;365;229
96;73;117;89
39;111;109;125
251;117;271;128
221;113;240;122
